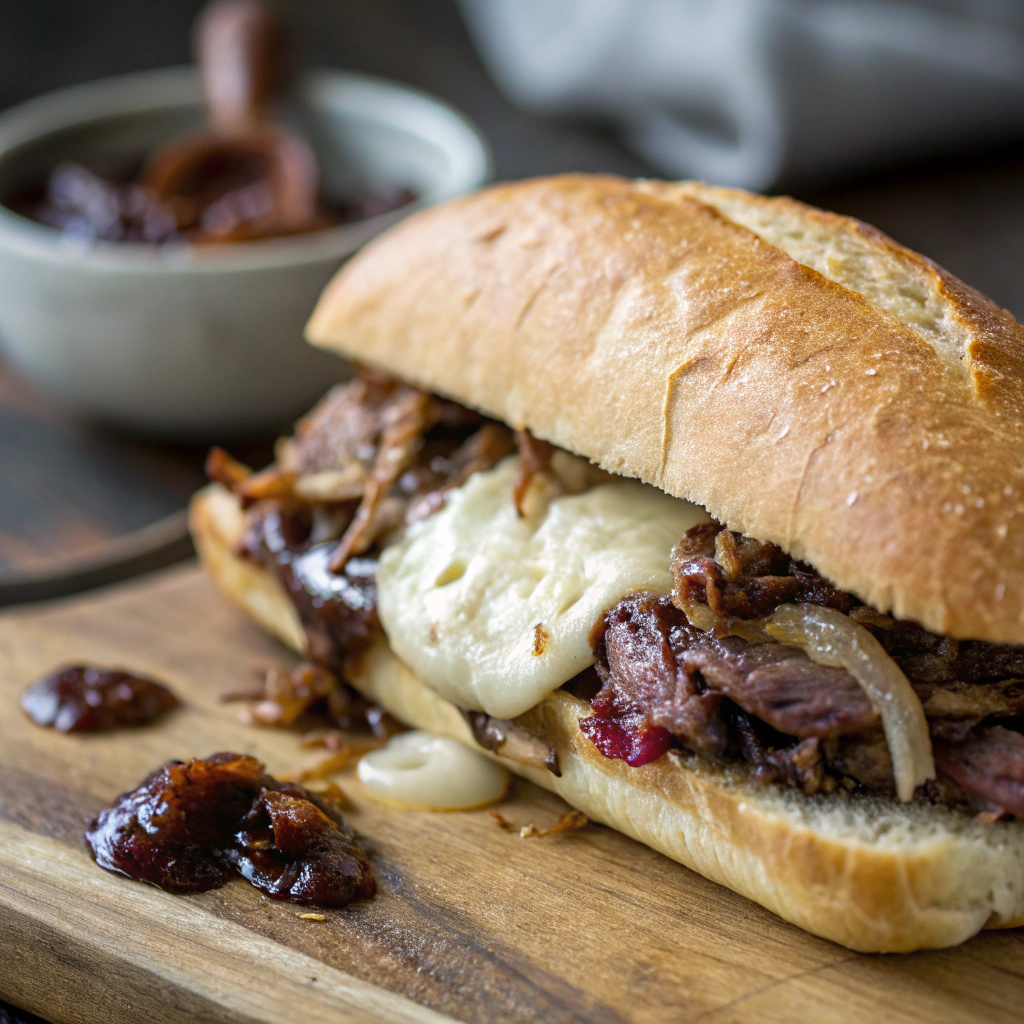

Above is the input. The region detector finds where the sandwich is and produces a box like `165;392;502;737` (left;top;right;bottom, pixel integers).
190;174;1024;953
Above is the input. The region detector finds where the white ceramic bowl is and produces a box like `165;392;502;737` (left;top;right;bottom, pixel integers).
0;67;490;438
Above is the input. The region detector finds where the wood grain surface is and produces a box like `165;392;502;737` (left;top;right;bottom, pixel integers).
1;564;1023;1024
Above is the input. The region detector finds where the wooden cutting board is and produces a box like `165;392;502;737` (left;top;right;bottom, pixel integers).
1;566;1022;1024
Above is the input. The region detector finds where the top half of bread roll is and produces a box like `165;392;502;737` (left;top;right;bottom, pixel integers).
305;174;1024;646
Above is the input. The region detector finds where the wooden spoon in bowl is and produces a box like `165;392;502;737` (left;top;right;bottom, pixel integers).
142;0;327;243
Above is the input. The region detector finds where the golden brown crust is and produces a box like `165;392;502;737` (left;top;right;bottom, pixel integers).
190;485;1024;952
305;174;1024;643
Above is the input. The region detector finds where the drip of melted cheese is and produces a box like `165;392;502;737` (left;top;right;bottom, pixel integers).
357;731;509;811
377;457;710;719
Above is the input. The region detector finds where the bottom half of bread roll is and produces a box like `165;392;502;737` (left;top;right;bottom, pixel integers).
190;484;1024;954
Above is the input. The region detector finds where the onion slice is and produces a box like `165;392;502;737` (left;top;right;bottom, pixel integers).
764;603;935;802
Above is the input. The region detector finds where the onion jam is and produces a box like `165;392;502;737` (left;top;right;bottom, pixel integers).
86;752;375;907
21;665;179;733
578;690;675;768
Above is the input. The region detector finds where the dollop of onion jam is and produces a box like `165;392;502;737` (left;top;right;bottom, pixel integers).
21;665;179;732
85;753;375;907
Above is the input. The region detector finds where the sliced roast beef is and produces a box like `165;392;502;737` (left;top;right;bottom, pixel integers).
681;633;876;739
592;594;726;756
734;713;828;795
591;593;876;755
934;727;1024;818
671;524;854;621
589;589;1024;817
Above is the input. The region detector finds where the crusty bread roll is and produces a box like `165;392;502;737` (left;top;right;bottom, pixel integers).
305;175;1024;645
190;483;1024;953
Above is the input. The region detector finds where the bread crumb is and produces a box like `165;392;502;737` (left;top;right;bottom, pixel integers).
298;913;326;921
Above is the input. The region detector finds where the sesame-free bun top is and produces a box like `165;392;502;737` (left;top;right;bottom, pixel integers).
305;174;1024;644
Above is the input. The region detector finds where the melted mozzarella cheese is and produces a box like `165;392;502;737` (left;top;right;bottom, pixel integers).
377;457;710;719
357;731;510;811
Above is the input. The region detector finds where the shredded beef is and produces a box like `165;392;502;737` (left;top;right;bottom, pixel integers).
281;371;482;478
589;585;1024;816
328;386;438;570
231;372;512;676
591;594;726;756
934;727;1024;818
225;377;1024;822
734;714;828;795
284;372;400;476
664;521;1024;812
225;367;510;574
672;522;854;620
591;594;876;752
917;679;1024;742
672;522;1024;699
405;423;516;523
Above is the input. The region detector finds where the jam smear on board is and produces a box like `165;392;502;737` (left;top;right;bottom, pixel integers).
21;665;179;733
85;752;375;907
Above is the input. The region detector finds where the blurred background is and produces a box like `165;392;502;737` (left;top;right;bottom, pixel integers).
1;0;1020;298
1;0;1023;602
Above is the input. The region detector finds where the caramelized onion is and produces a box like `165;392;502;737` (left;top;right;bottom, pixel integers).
725;618;775;644
681;601;721;633
764;603;934;801
294;466;367;502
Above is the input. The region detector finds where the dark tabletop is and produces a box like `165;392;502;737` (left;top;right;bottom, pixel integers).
1;0;1023;1019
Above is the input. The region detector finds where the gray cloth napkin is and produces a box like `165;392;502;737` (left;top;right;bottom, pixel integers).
459;0;1024;188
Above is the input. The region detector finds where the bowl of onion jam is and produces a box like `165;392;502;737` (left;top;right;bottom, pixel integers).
0;58;490;438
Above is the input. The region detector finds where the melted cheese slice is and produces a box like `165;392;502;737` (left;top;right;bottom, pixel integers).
357;731;510;811
377;457;710;719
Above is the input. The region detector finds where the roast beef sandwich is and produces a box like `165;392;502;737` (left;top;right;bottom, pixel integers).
190;174;1024;952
